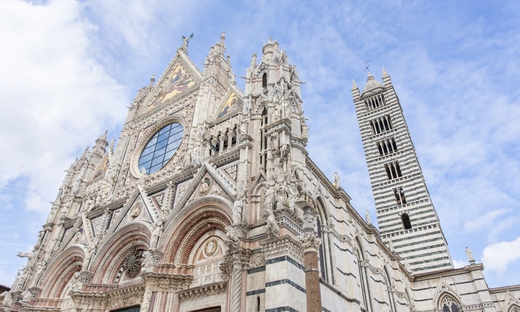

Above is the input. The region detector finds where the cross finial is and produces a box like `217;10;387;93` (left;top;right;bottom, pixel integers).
364;62;371;73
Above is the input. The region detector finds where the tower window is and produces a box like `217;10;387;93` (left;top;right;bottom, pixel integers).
370;115;392;135
364;94;386;112
401;213;412;229
385;161;403;180
393;186;406;205
262;73;267;89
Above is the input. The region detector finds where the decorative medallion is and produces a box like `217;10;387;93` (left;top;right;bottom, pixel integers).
121;249;144;278
204;239;218;258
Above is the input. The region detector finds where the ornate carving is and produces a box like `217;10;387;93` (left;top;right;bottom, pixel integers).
177;282;227;302
249;253;266;269
298;232;322;251
121;248;145;278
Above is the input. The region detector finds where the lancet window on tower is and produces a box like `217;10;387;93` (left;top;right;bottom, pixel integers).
384;161;402;180
364;94;386;111
401;213;412;230
262;73;268;89
369;115;392;135
393;186;406;205
377;138;398;156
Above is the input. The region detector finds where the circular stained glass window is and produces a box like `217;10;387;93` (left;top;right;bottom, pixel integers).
138;123;184;174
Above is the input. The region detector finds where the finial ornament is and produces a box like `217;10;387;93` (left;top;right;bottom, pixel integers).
465;246;475;264
365;62;371;73
220;32;225;44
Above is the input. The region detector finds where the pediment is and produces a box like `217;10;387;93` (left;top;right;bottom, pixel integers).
137;50;202;116
213;89;243;122
173;162;236;214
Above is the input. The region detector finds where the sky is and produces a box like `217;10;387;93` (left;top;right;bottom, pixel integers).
0;0;519;289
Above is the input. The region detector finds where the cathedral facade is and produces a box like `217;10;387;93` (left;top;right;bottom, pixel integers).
2;34;519;312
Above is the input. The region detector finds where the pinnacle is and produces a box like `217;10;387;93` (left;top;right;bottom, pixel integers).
352;79;358;90
382;67;389;77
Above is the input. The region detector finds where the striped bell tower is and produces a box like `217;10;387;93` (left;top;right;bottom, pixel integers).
352;69;453;273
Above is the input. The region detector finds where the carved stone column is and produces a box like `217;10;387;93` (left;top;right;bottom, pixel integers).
220;243;250;312
299;206;322;312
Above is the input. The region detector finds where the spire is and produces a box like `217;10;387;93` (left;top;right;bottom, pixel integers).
382;67;392;86
97;130;108;142
382;67;389;78
351;79;358;90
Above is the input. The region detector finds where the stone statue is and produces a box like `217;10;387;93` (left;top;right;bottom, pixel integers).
263;208;279;237
466;246;475;264
21;290;33;303
68;271;81;291
141;251;154;273
333;172;341;189
181;33;194;49
365;209;372;225
232;198;244;224
32;260;47;286
225;225;241;243
1;291;12;307
82;244;96;269
150;219;164;249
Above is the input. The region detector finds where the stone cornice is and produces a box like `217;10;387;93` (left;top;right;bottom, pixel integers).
177;281;227;302
488;284;520;294
413;263;484;282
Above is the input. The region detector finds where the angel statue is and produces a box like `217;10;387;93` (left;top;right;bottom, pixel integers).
182;33;194;49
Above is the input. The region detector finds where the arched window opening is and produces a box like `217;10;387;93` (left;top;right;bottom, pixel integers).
377;143;383;156
395;162;402;176
382;143;388;154
401;213;412;230
393;187;406;205
262;73;268;89
508;305;520;312
440;296;461;312
385;165;392;180
392;139;397;151
390;164;397;178
257;296;261;311
316;217;327;280
384;119;390;131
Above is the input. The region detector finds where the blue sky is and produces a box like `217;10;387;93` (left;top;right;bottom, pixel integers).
0;0;519;288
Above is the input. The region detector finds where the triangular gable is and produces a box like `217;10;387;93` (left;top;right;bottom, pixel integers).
185;174;230;207
214;89;243;121
138;50;203;115
173;161;237;214
433;278;460;307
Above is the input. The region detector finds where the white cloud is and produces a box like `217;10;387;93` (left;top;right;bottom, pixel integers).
482;238;520;273
0;0;128;212
464;209;510;233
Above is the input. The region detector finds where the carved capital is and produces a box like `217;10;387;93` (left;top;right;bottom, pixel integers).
298;232;321;252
